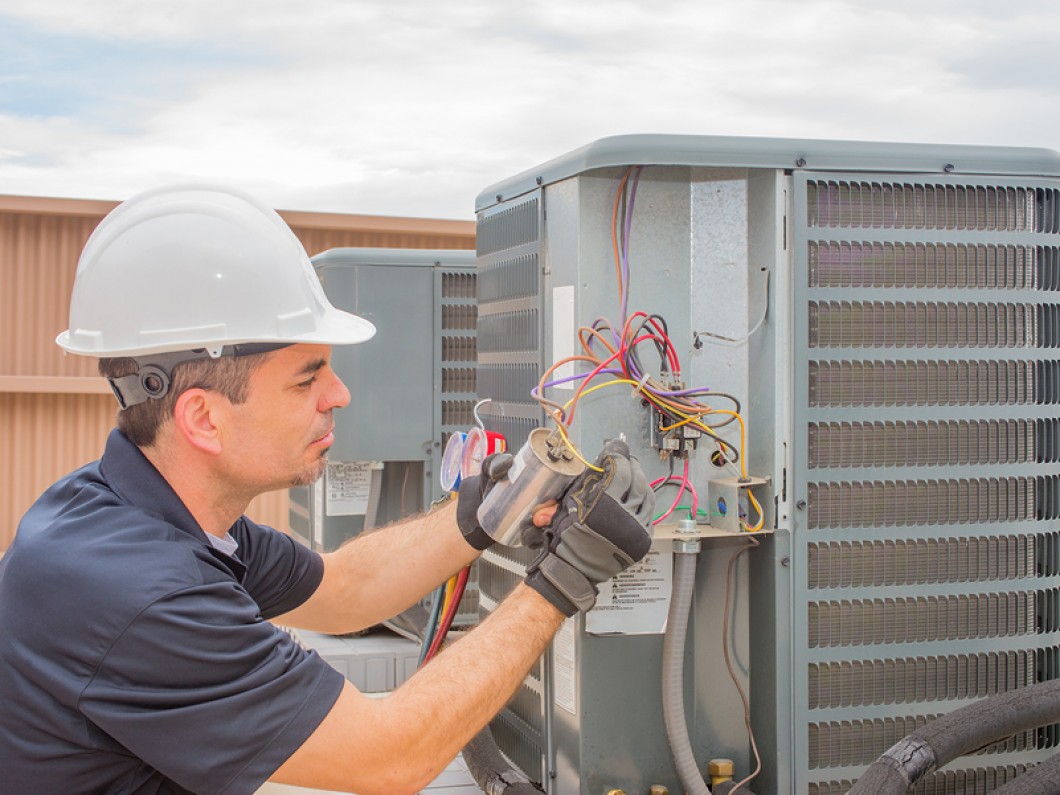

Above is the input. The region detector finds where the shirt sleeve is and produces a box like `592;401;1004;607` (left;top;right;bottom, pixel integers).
231;518;325;619
78;581;345;795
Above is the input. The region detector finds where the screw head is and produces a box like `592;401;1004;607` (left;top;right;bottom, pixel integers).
796;499;807;510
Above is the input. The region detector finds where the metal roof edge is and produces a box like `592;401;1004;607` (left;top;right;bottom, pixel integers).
475;134;1060;212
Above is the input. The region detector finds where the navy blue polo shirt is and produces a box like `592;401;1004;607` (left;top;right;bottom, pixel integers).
0;430;345;794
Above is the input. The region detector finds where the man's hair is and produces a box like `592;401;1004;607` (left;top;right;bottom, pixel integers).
98;352;271;447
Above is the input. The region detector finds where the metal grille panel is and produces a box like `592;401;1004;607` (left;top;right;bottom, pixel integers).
809;592;1033;647
475;193;547;785
476;198;540;257
809;359;1038;407
477;253;540;303
476;363;540;404
477;310;539;353
806;181;1035;231
808;301;1039;349
795;171;1060;790
810;765;1032;795
808;241;1042;290
809;650;1035;709
808;478;1033;528
807;535;1035;588
809;716;1033;769
808;419;1036;468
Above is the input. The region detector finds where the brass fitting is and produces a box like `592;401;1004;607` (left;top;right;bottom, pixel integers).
708;757;735;786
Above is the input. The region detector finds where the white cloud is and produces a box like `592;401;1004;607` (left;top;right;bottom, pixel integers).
0;0;1058;218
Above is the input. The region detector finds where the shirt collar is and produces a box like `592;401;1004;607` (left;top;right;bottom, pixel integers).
98;429;247;579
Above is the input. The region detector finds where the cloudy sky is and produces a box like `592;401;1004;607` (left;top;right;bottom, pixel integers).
1;0;1058;220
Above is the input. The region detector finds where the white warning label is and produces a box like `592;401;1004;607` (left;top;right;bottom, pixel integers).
325;461;383;516
586;548;673;635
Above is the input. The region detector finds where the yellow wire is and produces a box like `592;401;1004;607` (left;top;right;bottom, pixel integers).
550;422;604;473
556;379;647;472
440;575;456;616
554;371;767;532
663;404;765;533
704;409;765;531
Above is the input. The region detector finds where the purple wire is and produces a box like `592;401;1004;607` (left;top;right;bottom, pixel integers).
531;368;625;396
620;168;642;326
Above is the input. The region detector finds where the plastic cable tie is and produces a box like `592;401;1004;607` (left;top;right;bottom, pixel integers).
632;371;651;396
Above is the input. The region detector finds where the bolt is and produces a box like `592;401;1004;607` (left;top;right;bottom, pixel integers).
796;499;806;510
536;176;544;185
943;163;955;173
795;157;807;167
781;556;790;567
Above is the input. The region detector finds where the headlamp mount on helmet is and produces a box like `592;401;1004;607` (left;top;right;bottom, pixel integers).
107;342;291;410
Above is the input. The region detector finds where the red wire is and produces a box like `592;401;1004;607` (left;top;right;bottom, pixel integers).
653;458;694;525
564;331;665;428
621;311;680;375
424;566;470;662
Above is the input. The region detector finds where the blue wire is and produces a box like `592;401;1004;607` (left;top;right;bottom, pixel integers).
418;583;446;667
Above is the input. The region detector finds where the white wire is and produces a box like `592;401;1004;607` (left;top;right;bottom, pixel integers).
472;398;491;429
693;269;771;348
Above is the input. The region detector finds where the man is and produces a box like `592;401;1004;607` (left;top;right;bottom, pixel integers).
0;185;654;794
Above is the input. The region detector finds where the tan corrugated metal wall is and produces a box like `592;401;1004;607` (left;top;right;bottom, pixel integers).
1;195;474;550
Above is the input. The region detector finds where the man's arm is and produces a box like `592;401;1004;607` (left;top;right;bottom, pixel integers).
271;439;654;795
269;583;564;795
275;499;478;634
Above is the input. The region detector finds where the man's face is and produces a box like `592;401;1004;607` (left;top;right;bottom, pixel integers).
218;343;351;493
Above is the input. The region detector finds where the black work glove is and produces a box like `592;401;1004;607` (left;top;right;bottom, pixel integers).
457;453;514;551
524;439;654;616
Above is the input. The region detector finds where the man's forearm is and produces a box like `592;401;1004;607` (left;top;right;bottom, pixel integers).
270;583;565;795
280;498;481;633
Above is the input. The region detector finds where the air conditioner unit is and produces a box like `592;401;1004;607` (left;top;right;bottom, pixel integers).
288;247;479;624
472;135;1060;794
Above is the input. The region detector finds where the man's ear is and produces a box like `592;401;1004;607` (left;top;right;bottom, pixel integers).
173;388;223;455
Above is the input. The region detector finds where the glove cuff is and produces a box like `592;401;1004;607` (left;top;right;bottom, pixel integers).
525;555;597;616
456;475;494;551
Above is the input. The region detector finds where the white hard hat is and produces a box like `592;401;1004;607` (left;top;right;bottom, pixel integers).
56;183;376;358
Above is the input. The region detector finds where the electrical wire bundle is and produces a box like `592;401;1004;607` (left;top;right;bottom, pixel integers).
530;166;764;532
418;566;470;667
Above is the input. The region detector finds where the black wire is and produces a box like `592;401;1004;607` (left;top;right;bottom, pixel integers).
624;313;676;380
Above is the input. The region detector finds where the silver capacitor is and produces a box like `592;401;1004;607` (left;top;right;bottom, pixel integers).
476;427;586;547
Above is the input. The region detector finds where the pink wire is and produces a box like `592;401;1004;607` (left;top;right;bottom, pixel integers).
652;458;698;524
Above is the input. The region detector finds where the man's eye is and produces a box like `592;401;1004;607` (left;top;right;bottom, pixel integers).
297;377;316;389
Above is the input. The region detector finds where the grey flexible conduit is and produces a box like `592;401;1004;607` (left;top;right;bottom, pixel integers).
661;551;711;795
848;677;1060;794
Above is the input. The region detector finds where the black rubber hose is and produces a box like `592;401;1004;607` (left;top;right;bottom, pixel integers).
990;749;1060;795
462;724;544;794
848;678;1060;794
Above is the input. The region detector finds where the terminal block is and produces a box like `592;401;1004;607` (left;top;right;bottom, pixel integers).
644;402;701;457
